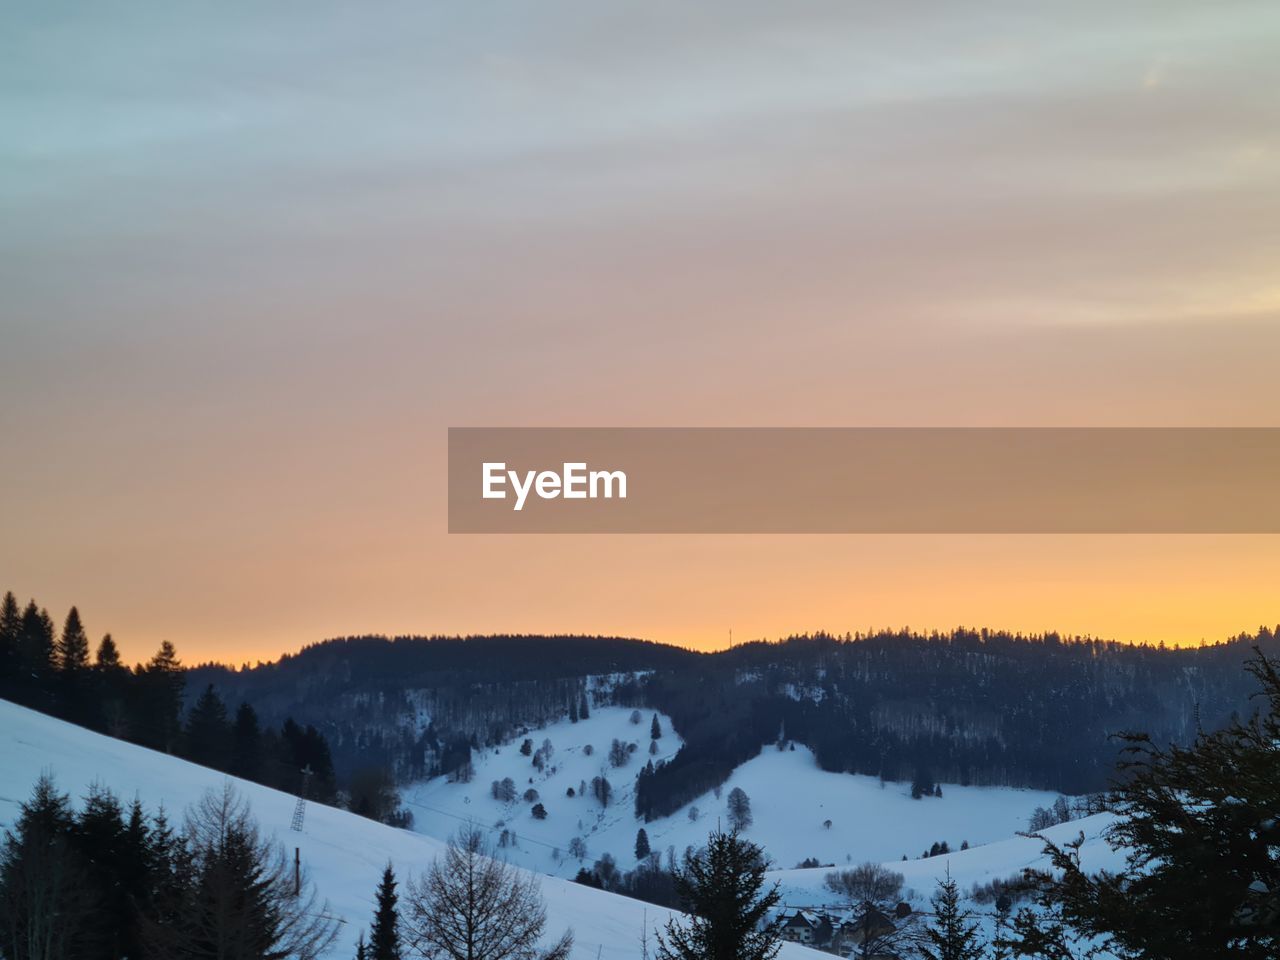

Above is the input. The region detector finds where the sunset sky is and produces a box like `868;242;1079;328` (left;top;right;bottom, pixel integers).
3;2;1279;665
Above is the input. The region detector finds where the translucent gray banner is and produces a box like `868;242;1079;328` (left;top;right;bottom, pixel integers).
448;428;1280;533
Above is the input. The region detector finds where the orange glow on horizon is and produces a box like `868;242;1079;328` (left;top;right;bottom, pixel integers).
12;533;1273;668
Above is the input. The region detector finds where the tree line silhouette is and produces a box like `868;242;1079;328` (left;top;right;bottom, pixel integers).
0;590;337;803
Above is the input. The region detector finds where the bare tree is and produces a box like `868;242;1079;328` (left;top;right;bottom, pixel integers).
405;828;572;960
609;739;630;768
822;862;904;904
822;862;917;960
151;782;338;960
726;787;752;830
591;776;612;808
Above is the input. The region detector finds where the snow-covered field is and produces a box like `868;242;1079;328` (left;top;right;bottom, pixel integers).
770;813;1123;908
0;700;825;959
403;705;1064;878
0;698;1127;958
768;813;1124;957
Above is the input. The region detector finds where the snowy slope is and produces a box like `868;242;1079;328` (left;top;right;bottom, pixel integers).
769;813;1124;908
403;706;1064;877
767;814;1125;958
403;706;685;876
0;700;825;960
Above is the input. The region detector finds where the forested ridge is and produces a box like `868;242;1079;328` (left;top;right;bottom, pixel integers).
187;626;1278;814
5;585;1273;820
6;607;1279;960
631;628;1279;819
190;634;696;782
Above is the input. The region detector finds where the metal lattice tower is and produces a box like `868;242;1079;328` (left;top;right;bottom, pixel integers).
290;764;314;832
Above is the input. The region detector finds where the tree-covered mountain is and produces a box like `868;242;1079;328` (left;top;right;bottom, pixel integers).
23;586;1272;835
188;627;1280;812
189;635;696;783
632;628;1279;819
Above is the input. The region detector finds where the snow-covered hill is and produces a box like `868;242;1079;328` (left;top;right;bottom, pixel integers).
767;813;1124;956
769;813;1123;908
0;700;825;960
403;706;1065;878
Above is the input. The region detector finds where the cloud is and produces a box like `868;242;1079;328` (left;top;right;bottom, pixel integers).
2;1;1279;658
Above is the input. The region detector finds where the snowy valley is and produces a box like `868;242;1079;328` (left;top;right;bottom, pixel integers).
1;697;1122;958
401;705;1066;880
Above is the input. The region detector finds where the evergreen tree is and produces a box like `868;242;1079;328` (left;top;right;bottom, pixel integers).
56;608;98;727
149;639;181;673
280;719;339;803
117;797;155;960
919;869;985;960
635;828;651;861
231;701;264;782
991;896;1013;960
192;814;278;955
0;774;96;960
579;694;589;720
184;684;230;770
16;601;55;693
0;592;19;694
140;805;195;952
72;782;130;959
94;633;122;670
369;863;402;960
996;885;1094;960
57;606;90;674
136;640;185;753
650;714;662;740
0;592;18;639
94;634;131;738
1012;649;1280;960
352;770;405;824
355;932;368;960
656;828;781;960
